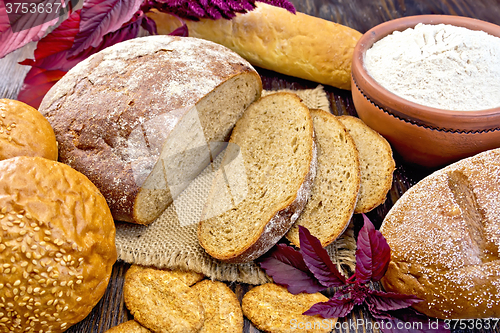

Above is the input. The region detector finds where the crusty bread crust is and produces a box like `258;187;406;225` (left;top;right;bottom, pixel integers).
198;93;316;263
148;3;362;90
39;35;261;224
380;148;500;319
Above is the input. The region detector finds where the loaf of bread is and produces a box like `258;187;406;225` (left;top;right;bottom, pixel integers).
380;148;500;319
286;109;360;248
198;93;316;263
0;98;57;161
39;35;262;224
148;3;362;90
338;116;395;213
0;156;116;333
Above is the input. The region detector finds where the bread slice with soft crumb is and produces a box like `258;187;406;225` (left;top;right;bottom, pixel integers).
198;92;316;263
286;109;360;247
337;115;395;213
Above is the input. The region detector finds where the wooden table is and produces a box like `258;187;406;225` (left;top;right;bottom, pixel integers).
1;0;500;332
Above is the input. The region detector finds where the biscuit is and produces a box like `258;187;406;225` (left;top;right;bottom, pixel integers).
124;268;205;333
0;98;58;161
191;280;243;333
242;283;334;333
126;264;204;286
104;320;151;332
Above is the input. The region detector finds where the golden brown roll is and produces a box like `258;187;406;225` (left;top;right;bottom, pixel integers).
0;156;117;332
381;148;500;319
0;98;57;161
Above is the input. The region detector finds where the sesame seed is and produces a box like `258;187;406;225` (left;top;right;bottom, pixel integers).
13;280;20;286
76;297;82;302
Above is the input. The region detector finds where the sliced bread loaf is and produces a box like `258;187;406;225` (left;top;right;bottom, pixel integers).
337;116;395;213
286;109;360;247
40;35;262;224
198;92;316;263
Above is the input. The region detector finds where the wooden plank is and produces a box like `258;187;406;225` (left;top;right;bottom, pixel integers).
1;1;500;332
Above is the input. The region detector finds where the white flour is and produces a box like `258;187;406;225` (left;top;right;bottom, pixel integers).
364;23;500;111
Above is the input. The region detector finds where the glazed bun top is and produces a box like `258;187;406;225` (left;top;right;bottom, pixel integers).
0;156;116;332
0;98;58;161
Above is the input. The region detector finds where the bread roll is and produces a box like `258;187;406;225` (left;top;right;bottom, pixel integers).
198;93;316;263
0;98;57;161
39;35;262;224
148;3;362;90
380;148;500;319
0;156;116;332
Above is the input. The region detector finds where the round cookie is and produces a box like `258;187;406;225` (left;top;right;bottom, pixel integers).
124;268;205;333
380;148;500;319
104;320;151;333
0;98;58;161
191;280;243;333
242;283;334;333
0;156;116;332
126;264;204;286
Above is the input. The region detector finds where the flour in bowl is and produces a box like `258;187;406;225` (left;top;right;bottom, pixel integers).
364;23;500;111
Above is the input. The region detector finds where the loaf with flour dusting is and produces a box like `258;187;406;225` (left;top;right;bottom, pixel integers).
39;35;262;224
198;93;316;263
380;148;500;319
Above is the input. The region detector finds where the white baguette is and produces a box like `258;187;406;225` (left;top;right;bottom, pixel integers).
148;3;362;90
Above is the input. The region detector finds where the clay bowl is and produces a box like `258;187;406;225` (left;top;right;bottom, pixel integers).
351;15;500;168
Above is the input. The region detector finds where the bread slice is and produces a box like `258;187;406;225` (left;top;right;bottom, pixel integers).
198;92;316;263
337;116;395;213
286;109;360;247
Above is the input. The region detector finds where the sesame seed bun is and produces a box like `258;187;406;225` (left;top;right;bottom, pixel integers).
0;99;58;161
0;156;117;332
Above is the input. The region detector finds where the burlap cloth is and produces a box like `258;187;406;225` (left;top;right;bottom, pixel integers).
115;86;357;284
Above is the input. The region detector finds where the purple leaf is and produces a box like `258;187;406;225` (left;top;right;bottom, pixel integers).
140;14;157;35
303;291;354;318
169;23;188;37
0;15;59;58
17;67;67;108
354;214;391;284
258;243;325;295
17;10;142;108
366;289;422;317
299;226;346;288
69;0;143;55
257;0;295;13
0;0;10;34
375;308;450;333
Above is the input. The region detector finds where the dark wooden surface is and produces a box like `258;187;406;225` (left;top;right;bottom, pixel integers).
1;0;500;332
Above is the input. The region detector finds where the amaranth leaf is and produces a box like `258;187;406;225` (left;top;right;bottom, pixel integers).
69;0;143;56
258;243;325;295
354;214;391;284
303;291;354;319
366;289;422;318
299;225;346;288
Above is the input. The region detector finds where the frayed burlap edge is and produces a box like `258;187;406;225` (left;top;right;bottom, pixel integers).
115;85;357;284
